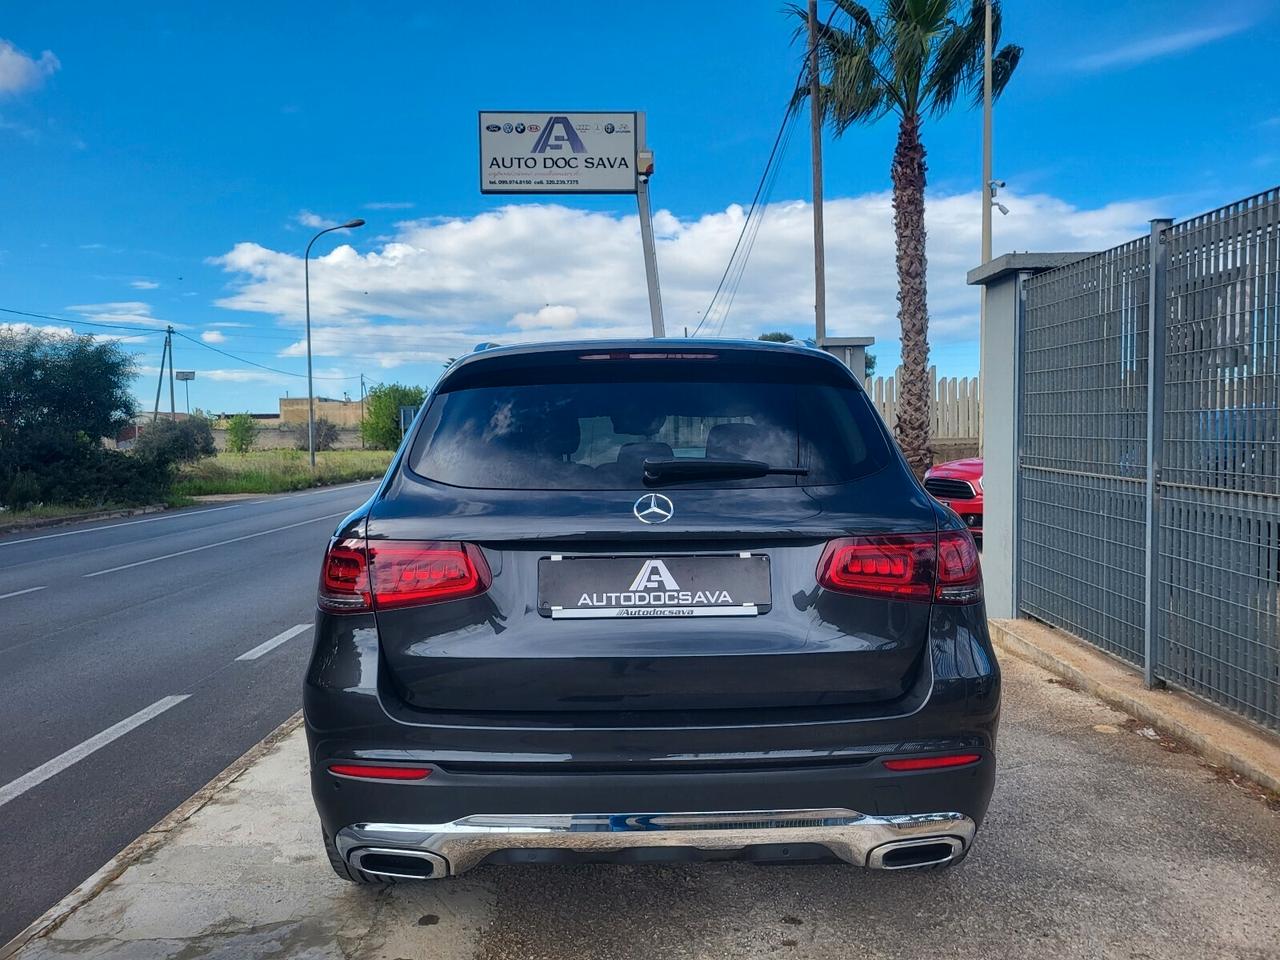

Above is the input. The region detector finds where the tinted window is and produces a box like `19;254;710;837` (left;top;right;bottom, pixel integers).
408;366;890;490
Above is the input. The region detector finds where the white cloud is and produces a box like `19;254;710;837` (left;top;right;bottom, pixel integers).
212;190;1157;372
68;301;178;330
295;210;338;230
130;279;160;290
0;39;59;96
1074;22;1247;71
511;304;579;330
200;329;227;344
363;201;415;210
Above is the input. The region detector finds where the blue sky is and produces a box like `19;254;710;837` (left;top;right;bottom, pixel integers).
2;1;1278;414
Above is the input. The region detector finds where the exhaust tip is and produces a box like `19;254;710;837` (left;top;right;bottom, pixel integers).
348;847;448;880
867;836;963;870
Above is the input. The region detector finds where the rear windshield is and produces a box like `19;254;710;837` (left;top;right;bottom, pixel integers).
407;362;891;490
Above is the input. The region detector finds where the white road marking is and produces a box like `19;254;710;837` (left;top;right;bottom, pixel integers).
0;586;46;601
236;623;312;661
82;511;350;578
0;695;190;809
0;506;238;548
0;480;377;549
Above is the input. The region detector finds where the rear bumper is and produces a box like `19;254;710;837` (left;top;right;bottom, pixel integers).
336;808;976;878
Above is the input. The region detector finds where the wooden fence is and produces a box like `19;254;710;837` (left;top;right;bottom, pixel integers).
864;368;981;441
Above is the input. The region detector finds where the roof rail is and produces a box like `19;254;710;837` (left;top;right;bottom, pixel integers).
471;341;502;353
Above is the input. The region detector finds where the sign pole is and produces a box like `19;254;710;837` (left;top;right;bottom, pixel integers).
635;114;665;337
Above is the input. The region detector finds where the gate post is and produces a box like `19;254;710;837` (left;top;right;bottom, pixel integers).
967;253;1096;618
1143;219;1173;688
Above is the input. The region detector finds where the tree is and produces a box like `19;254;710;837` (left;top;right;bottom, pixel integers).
0;328;157;508
294;417;339;452
865;352;877;376
796;0;1020;475
226;413;259;454
0;328;136;461
134;417;216;465
361;382;426;450
758;331;796;343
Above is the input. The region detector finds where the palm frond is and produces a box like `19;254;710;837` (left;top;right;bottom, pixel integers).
987;43;1022;102
925;0;984;117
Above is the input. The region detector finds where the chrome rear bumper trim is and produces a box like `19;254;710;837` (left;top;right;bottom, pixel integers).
336;808;975;877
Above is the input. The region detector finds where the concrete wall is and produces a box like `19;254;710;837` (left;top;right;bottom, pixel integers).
211;426;365;452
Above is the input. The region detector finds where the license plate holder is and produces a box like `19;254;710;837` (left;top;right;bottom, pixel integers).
538;554;771;619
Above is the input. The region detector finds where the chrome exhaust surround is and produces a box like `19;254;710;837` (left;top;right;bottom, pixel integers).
866;835;965;870
338;808;975;879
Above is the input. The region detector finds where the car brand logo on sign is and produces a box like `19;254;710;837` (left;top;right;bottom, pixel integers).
633;493;674;524
479;111;639;194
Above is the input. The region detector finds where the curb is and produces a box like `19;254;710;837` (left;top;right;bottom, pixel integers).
990;618;1280;796
0;504;169;537
0;712;305;960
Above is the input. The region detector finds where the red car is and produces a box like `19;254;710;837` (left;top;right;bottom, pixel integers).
923;457;983;538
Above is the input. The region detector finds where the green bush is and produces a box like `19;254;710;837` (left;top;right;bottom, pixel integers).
133;417;216;465
293;417;339;452
361;382;425;450
226;413;259;454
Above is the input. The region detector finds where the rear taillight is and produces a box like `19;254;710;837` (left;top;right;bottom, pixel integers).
816;531;981;604
318;539;491;613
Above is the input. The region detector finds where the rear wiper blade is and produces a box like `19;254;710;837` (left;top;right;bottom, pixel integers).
642;457;808;486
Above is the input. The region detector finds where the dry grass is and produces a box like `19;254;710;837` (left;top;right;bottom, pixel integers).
173;449;393;496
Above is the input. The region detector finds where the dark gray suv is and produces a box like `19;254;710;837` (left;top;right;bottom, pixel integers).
304;339;998;882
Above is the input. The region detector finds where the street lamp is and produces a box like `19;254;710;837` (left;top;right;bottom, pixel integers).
304;218;365;469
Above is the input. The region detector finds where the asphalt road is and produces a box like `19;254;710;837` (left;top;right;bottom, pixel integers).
0;482;379;944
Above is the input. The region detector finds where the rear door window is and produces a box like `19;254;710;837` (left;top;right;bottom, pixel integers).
407;362;890;490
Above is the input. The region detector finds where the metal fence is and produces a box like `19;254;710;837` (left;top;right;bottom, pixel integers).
1017;187;1280;732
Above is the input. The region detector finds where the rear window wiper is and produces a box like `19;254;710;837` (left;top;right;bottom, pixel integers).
642;457;809;486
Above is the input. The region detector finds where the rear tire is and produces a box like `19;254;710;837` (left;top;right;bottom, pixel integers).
323;830;391;885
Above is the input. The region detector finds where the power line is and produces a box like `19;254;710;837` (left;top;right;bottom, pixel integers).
1;305;358;381
171;330;358;381
692;2;836;338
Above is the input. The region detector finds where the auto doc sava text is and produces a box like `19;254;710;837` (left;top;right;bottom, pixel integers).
487;155;631;170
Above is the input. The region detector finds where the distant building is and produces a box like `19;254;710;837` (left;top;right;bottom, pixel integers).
278;396;363;428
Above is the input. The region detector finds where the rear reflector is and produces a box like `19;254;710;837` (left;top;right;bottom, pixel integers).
328;764;432;781
318;539;491;613
815;531;982;604
882;753;981;771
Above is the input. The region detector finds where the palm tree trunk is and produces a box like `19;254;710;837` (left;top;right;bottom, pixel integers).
891;112;932;478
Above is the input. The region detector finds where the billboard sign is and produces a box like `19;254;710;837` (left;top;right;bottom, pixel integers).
479;111;638;195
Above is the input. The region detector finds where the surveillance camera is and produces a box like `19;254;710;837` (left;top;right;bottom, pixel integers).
991;179;1006;189
994;201;1009;216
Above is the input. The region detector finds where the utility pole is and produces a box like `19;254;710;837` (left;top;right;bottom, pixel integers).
167;325;177;418
808;0;827;346
152;331;169;422
978;0;993;457
981;0;993;265
359;372;366;450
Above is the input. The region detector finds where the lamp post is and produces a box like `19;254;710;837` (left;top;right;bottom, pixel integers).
304;218;365;469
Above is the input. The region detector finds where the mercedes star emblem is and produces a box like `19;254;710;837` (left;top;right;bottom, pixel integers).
633;493;674;524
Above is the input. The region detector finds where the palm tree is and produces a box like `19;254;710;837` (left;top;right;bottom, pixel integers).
794;0;1020;476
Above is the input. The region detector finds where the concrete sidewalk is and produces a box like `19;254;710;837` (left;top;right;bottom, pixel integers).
7;654;1280;960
